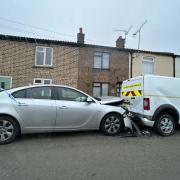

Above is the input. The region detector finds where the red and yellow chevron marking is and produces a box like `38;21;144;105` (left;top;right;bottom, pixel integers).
121;90;142;97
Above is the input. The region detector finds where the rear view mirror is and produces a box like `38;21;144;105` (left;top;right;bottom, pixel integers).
86;97;93;103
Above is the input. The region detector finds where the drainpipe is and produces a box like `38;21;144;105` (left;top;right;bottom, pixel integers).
173;55;176;78
130;51;133;78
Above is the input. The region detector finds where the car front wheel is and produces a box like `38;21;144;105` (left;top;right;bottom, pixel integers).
0;116;20;145
100;113;123;136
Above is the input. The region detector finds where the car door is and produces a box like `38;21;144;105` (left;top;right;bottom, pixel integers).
55;87;99;129
11;86;56;129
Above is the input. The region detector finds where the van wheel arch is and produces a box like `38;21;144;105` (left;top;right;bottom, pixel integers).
153;104;179;124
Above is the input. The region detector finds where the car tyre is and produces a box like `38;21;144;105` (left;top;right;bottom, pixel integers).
0;116;20;145
154;114;175;136
100;113;123;136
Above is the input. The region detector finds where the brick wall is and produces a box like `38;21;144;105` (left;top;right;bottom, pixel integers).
0;39;79;88
78;46;129;96
0;38;129;96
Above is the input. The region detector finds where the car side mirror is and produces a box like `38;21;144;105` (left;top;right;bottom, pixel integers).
86;97;93;103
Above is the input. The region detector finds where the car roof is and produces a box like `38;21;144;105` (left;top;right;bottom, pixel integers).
7;85;80;93
6;85;99;103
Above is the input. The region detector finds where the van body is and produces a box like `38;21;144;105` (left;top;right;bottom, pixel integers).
121;75;180;136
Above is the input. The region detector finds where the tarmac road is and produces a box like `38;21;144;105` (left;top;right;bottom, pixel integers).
1;127;180;180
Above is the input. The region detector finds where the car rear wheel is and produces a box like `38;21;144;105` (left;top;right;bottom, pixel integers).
100;113;123;136
154;114;175;136
0;116;20;145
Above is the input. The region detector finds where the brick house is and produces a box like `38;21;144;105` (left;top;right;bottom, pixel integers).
0;28;129;96
0;28;177;97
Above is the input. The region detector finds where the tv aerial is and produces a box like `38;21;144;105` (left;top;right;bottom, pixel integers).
114;26;133;40
133;20;148;50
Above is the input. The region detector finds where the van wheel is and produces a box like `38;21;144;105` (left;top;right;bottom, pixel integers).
0;116;20;145
154;114;175;136
100;113;123;136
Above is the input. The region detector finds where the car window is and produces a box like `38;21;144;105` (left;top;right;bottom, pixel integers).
12;89;26;98
27;87;52;100
57;87;87;102
0;89;4;92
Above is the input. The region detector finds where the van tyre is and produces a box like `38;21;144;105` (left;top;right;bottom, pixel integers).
0;116;20;145
154;114;175;136
100;113;123;136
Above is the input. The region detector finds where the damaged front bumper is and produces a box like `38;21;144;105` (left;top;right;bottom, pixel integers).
121;110;151;137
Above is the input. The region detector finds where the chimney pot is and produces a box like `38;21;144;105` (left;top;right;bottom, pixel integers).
77;27;85;44
79;27;83;33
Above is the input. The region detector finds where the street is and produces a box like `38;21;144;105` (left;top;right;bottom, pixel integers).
1;128;180;180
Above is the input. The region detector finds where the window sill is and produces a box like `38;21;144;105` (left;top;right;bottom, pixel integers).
33;65;55;69
92;68;110;71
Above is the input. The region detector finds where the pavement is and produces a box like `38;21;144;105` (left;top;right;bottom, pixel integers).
1;127;180;180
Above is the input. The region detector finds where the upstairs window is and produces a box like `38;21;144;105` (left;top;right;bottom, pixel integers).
35;46;53;66
142;57;154;75
33;78;52;85
93;52;110;69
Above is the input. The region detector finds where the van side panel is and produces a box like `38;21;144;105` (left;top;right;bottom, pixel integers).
144;75;180;123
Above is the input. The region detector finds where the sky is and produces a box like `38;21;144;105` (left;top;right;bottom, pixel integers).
0;0;180;54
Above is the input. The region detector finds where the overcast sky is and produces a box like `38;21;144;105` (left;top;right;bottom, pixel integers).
0;0;180;54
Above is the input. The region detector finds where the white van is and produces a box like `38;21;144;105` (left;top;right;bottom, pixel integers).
121;75;180;136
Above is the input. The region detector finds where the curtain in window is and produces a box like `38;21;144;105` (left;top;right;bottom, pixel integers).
142;57;154;75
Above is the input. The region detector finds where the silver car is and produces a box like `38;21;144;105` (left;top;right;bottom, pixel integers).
0;85;126;144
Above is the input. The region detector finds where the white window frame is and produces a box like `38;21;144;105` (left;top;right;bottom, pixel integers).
93;82;109;97
142;56;154;75
33;78;52;85
35;46;53;67
93;51;110;69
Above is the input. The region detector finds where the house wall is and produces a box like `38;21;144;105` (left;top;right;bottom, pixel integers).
78;47;129;96
1;37;175;96
131;52;174;77
0;39;79;88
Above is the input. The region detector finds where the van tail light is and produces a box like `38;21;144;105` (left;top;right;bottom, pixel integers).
144;98;150;110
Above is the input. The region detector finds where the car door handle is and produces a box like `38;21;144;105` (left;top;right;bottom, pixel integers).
59;106;68;109
17;102;28;106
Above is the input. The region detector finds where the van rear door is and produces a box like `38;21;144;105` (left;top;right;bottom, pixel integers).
121;76;144;114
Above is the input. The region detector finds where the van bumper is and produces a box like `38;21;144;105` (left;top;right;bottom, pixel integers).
141;117;155;127
130;112;155;127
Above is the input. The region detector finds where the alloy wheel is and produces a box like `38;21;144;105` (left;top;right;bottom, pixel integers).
160;117;174;134
104;115;121;134
0;120;14;142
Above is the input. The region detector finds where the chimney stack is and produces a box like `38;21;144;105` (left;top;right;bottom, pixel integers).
77;27;85;44
116;36;125;48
